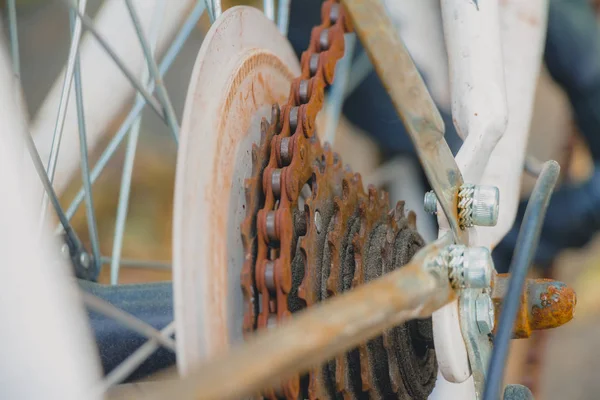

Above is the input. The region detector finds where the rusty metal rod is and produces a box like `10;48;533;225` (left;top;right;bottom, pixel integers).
148;237;455;400
341;0;467;244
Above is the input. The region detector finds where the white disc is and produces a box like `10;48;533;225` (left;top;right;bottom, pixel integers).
172;6;301;373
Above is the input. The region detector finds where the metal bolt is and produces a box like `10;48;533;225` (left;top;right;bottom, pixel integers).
441;245;493;289
79;252;91;269
423;191;437;214
475;293;495;334
458;184;500;228
314;210;322;234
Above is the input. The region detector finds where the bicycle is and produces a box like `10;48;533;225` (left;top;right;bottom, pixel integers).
0;0;577;399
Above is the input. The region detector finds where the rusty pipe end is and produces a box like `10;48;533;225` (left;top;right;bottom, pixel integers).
528;280;576;332
492;275;576;338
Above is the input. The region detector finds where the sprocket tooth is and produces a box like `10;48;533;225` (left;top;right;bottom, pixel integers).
251;143;259;163
358;345;377;397
270;103;281;132
333;354;351;399
386;211;394;227
367;185;377;207
394;200;406;220
260;117;269;141
382;329;403;395
308;368;329;400
379;190;389;206
407;210;417;229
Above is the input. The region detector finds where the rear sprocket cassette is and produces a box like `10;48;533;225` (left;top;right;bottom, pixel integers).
239;3;437;399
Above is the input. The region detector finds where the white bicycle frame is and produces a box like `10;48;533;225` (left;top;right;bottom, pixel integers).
0;0;549;399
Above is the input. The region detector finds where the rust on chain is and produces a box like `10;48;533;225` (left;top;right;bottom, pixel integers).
491;274;576;338
341;0;467;244
240;1;438;398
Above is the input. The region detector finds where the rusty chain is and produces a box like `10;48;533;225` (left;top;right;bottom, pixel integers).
240;1;437;398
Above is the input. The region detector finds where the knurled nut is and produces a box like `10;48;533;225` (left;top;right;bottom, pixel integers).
446;245;466;289
458;184;475;229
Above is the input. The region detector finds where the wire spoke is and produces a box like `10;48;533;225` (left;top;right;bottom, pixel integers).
7;0;20;77
324;33;356;145
100;256;171;270
64;0;166;122
276;0;291;36
263;0;275;21
38;0;88;229
101;322;176;390
81;292;176;350
344;51;372;100
125;0;180;142
109;0;166;285
69;6;102;271
56;1;205;232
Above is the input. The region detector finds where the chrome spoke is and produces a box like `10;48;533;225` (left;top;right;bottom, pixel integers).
124;0;180;142
100;257;171;270
344;51;372;100
70;8;101;270
276;0;291;36
81;292;176;350
205;0;222;23
7;0;20;77
109;0;166;285
324;33;356;145
263;0;275;21
102;322;176;390
39;0;88;228
58;1;205;231
65;0;166;122
23;125;83;253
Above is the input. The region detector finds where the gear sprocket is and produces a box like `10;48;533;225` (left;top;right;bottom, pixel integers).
240;2;437;399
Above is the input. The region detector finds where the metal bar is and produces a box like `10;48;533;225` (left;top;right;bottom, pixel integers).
124;0;180;143
70;8;102;271
7;0;20;77
58;1;204;230
39;0;88;228
342;0;467;244
100;256;171;270
109;0;165;285
150;237;455;400
81;291;176;351
276;0;291;35
484;161;561;400
65;0;166;122
263;0;275;21
324;33;356;145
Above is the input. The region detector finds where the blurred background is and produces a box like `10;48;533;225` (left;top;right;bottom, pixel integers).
3;0;600;398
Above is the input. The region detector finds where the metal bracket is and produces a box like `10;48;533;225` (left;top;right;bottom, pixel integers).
459;288;493;399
